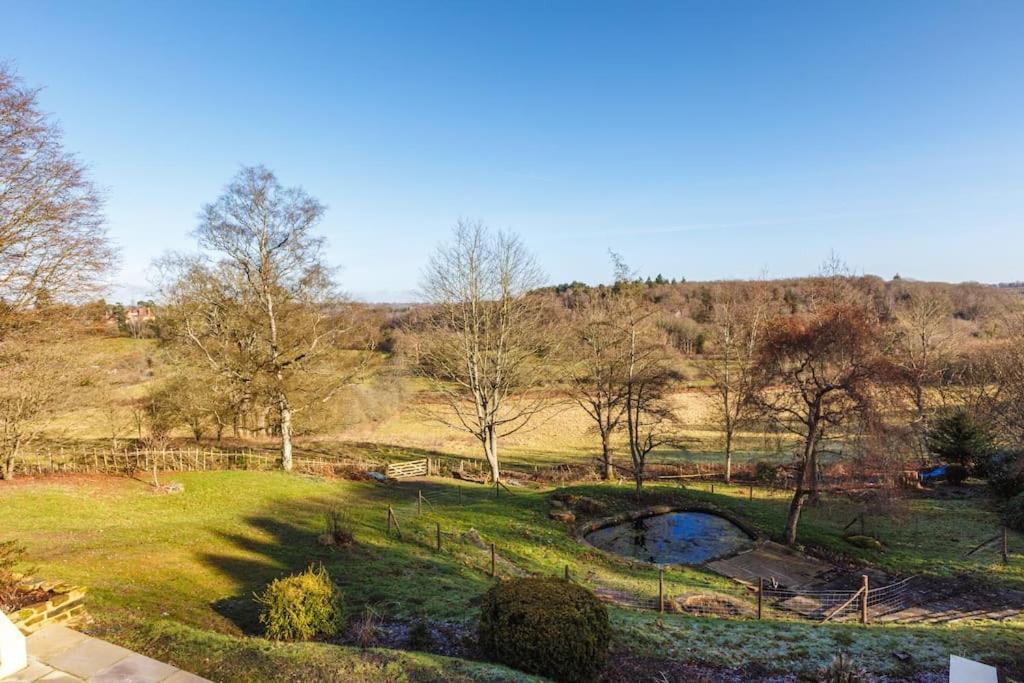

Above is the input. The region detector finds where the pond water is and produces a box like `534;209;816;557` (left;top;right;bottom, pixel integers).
584;511;754;565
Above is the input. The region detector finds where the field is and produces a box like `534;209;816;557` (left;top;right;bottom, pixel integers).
1;470;1022;681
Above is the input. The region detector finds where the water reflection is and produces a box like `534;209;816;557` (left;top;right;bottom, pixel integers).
585;512;753;565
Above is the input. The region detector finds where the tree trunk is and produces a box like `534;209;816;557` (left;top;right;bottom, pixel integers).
483;425;500;483
279;394;293;472
724;431;733;484
1;455;13;481
784;487;807;546
634;469;643;502
601;431;613;481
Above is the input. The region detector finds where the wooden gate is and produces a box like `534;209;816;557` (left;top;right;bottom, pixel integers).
386;459;429;479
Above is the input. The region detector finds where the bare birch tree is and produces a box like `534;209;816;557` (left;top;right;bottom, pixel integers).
416;220;550;483
160;166;362;470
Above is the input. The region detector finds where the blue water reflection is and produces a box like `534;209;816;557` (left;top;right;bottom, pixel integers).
585;512;753;565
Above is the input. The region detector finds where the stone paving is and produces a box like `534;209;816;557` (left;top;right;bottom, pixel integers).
1;626;209;683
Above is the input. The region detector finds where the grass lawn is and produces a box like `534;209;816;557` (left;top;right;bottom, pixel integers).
1;470;1022;680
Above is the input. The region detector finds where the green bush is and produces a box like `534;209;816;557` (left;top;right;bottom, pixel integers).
255;564;342;641
988;451;1024;499
479;577;610;683
1005;493;1024;533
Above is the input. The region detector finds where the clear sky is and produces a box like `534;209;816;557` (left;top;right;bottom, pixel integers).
3;1;1023;302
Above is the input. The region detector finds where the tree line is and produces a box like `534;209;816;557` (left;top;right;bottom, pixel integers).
3;64;1024;545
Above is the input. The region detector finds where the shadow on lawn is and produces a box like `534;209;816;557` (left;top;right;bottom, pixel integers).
197;482;502;635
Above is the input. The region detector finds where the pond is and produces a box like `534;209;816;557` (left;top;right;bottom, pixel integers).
584;511;754;565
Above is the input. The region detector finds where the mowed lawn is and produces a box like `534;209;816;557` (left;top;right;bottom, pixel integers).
1;470;1023;680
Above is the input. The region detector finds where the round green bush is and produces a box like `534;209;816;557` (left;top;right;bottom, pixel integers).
256;564;342;641
1005;492;1024;533
478;577;610;683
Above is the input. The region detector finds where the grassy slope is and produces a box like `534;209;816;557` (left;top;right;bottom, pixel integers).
2;471;1022;679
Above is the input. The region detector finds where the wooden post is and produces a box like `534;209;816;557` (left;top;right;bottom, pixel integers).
658;567;665;613
417;490;423;515
387;506;393;536
564;564;570;581
749;484;753;501
436;522;442;552
490;543;496;577
757;577;763;620
861;575;869;625
1003;526;1010;565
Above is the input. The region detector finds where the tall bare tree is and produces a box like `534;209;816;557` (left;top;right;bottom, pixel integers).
701;284;769;482
160;166;361;470
890;292;958;460
621;302;678;501
416;220;550;483
750;305;894;546
0;66;114;330
567;296;630;480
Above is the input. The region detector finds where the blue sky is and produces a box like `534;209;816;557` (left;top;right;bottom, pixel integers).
3;1;1023;302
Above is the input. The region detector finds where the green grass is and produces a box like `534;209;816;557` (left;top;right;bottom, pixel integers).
1;470;1022;679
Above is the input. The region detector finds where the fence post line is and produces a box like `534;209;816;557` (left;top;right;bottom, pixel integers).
436;522;441;552
757;577;763;620
1003;526;1010;564
658;567;665;613
861;575;869;624
564;564;570;581
710;483;715;494
387;506;393;536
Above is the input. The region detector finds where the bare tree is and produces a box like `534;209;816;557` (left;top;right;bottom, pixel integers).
567;295;630;480
160;166;362;470
416;220;550;483
890;292;958;461
0;322;86;479
622;303;678;501
701;283;769;482
750;305;894;546
0;66;114;330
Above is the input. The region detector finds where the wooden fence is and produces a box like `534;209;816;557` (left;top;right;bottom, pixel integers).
13;447;345;477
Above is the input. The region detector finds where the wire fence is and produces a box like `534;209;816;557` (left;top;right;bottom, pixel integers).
376;482;920;624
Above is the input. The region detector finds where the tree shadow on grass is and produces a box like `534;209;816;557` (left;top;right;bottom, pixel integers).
196;486;499;636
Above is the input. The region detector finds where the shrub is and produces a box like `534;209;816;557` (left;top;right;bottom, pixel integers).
255;564;342;641
945;464;968;486
925;409;993;473
988;451;1024;499
320;507;354;547
1005;493;1024;533
479;577;610;683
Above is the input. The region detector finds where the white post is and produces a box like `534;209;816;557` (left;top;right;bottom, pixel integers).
0;610;27;679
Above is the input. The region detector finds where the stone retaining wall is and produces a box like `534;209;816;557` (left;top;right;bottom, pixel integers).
8;579;88;634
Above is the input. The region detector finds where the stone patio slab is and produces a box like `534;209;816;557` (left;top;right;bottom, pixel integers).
90;653;178;683
45;639;130;680
161;672;209;683
2;659;55;682
23;629;88;663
